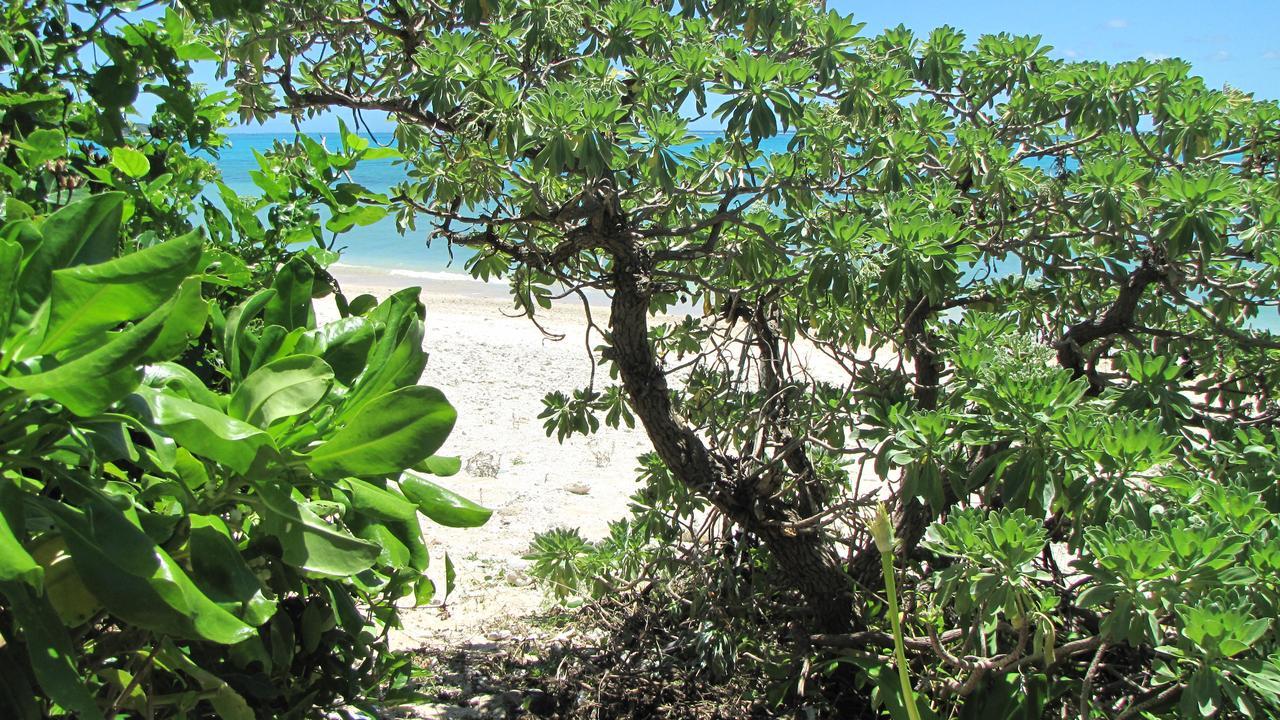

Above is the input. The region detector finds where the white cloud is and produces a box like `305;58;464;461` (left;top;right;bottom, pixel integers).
1063;49;1079;59
1142;51;1171;61
1106;18;1130;29
1212;49;1231;61
1264;50;1280;61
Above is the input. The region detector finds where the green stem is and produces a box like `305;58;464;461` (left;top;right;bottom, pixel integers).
881;550;923;720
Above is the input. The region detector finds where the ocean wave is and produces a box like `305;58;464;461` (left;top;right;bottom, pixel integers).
331;262;483;283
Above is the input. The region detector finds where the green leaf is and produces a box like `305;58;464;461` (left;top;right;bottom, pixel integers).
0;582;103;719
37;496;255;644
340;289;427;416
264;256;315;330
0;501;40;587
175;41;219;61
127;386;275;474
228;354;334;428
38;231;202;356
2;289;176;416
43;191;123;268
18;128;65;166
142;362;222;408
187;515;276;626
413;455;462;477
307;386;457;479
325;205;388;233
15;193;124;322
222;288;276;381
0;239;23;344
110;146;150;179
0;647;40;720
445;551;457;601
253;481;380;577
342;478;419;521
88;64;137;108
139;277;209;363
399;475;492;528
303;317;375;385
384;517;430;572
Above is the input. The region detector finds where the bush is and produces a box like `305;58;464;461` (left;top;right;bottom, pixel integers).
0;194;489;717
0;4;490;716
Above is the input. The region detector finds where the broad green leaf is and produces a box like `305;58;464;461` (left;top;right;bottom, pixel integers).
37;496;255;645
0;240;22;351
142;362;223;408
42;191;123;268
342;477;418;521
0;647;40;720
325;205;387;233
253;481;379;577
264;256;315;330
307;386;457;479
399;475;492;528
413;455;462;477
2;290;175;416
223;288;276;380
228;354;334;428
127;386;274;474
303;317;375;385
355;522;410;569
139;277;209;363
17;128;66;166
0;503;40;587
340;289;426;417
38;231;202;356
187;515;276;626
0;582;103;719
14;193;123;321
175;41;219;61
444;551;456;601
384;517;430;572
109;146;150;179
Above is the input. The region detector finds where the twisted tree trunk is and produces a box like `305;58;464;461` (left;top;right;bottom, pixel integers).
605;248;855;633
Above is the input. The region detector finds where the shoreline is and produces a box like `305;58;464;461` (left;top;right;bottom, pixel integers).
330;262;618;309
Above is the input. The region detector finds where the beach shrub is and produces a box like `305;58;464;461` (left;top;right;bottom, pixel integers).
0;192;487;717
206;0;1280;716
0;3;490;717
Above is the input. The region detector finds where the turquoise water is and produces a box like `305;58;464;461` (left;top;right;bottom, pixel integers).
216;132;462;275
214;131;793;276
214;133;1278;331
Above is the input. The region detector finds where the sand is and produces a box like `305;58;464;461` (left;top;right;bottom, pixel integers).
317;264;652;648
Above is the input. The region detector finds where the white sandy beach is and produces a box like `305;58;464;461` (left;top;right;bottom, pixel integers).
318;265;652;648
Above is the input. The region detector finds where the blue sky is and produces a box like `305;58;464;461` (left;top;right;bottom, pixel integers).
842;1;1279;96
224;1;1280;133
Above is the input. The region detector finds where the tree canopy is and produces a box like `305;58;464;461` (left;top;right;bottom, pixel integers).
201;0;1280;715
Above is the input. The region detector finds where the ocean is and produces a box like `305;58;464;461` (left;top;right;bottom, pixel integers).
215;132;462;278
214;131;792;278
214;132;1278;332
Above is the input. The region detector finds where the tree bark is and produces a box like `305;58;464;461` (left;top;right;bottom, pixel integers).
1055;259;1162;391
605;249;855;633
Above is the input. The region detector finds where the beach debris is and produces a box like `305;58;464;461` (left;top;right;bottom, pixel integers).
564;482;591;495
464;451;501;478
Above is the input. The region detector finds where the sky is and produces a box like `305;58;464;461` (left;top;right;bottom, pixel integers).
222;1;1280;134
841;1;1279;95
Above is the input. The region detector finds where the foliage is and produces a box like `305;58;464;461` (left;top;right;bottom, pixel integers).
207;0;1280;716
0;2;488;717
0;190;486;718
